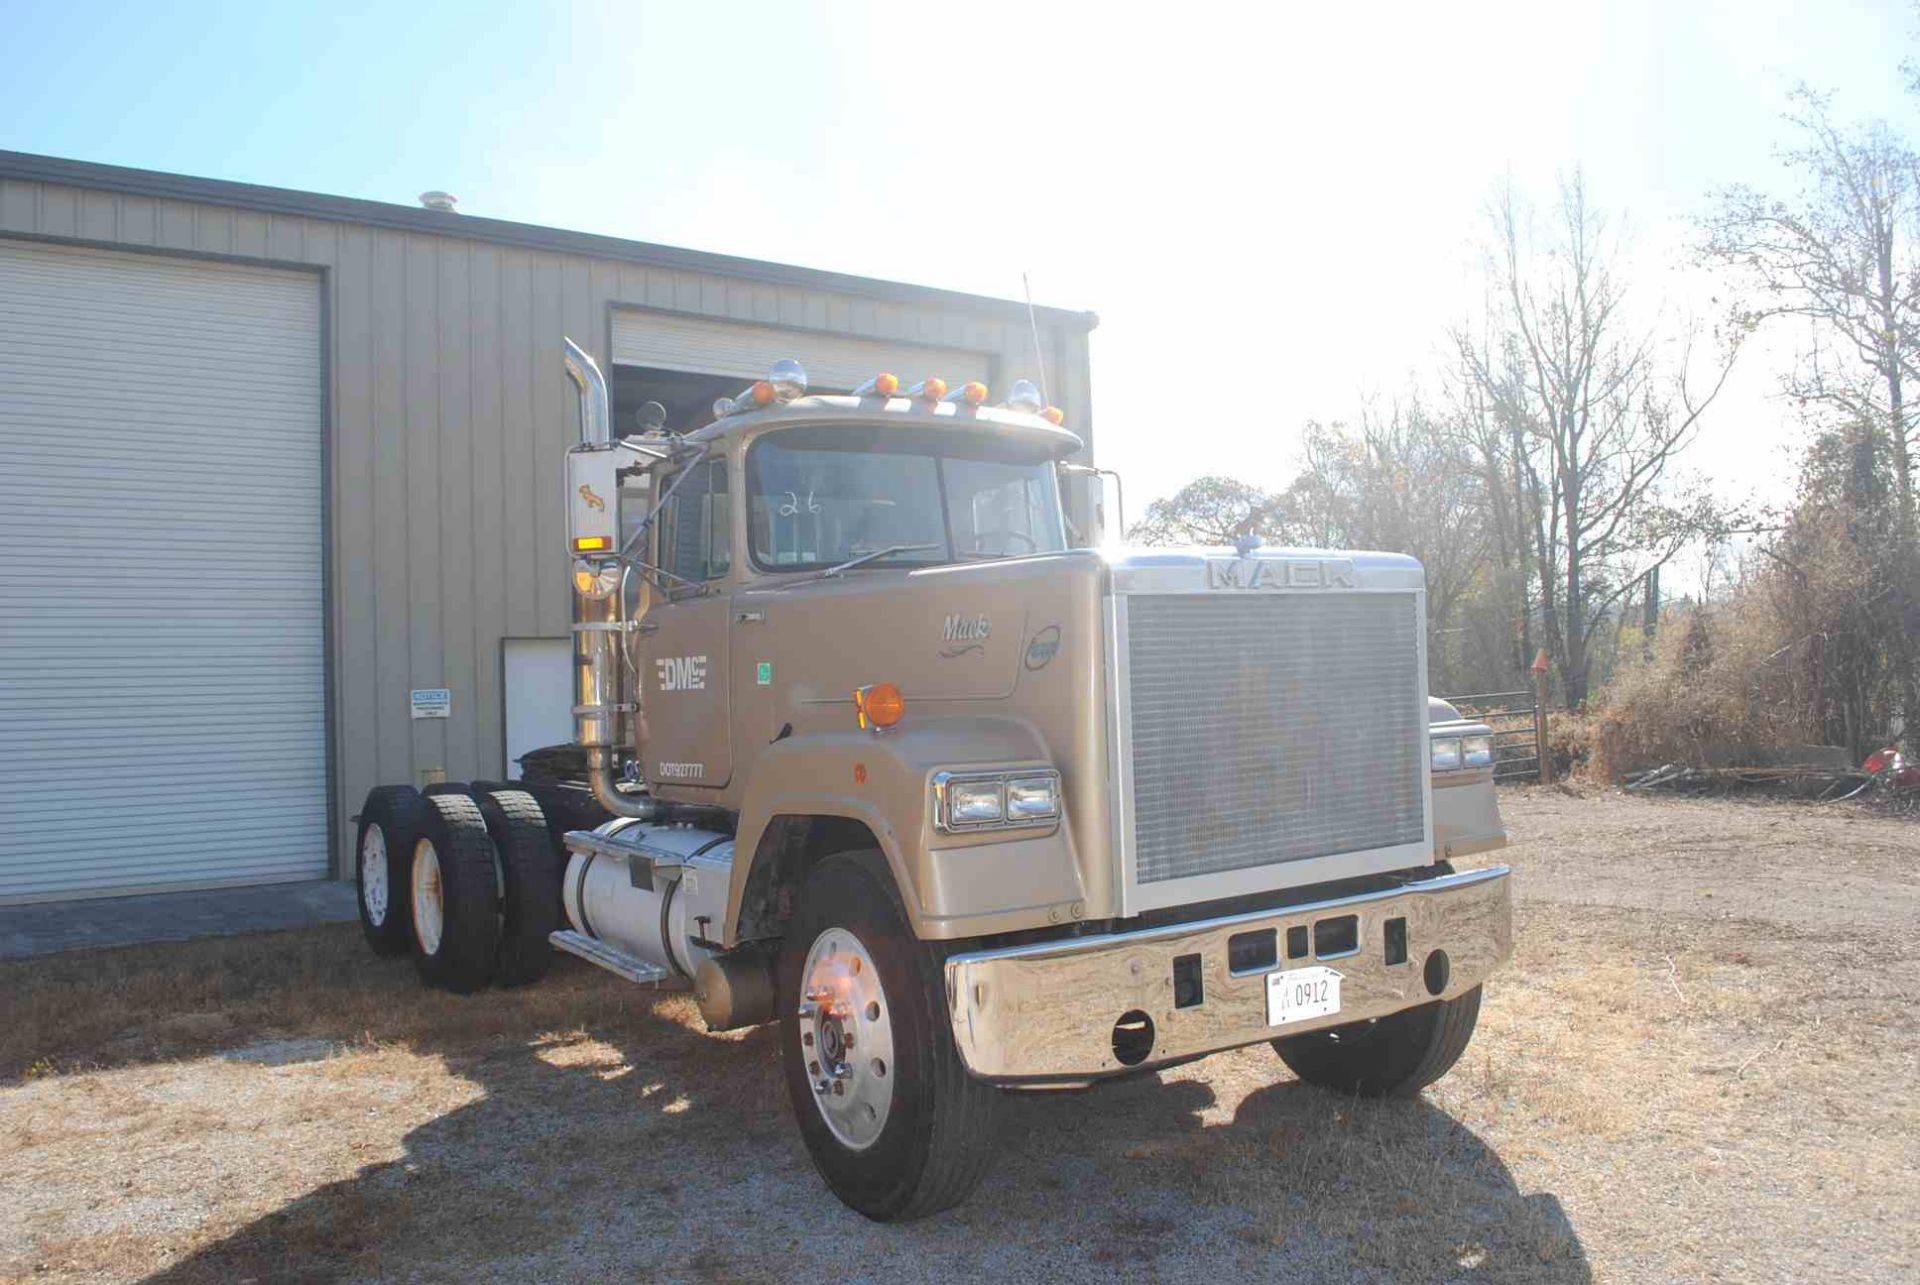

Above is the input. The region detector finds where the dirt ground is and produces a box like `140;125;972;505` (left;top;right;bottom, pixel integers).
3;788;1916;1284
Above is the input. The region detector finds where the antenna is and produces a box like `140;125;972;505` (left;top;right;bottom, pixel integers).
1022;271;1051;407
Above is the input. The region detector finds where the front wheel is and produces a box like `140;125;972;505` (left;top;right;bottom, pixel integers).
778;851;999;1221
1273;985;1483;1098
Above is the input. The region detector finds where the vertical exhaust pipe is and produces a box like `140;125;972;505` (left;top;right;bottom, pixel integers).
563;337;610;447
562;337;653;820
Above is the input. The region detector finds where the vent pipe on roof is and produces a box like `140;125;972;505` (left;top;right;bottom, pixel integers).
418;190;459;212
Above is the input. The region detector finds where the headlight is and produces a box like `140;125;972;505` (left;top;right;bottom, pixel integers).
1462;734;1493;768
1430;736;1463;772
946;778;1006;826
1005;775;1060;821
933;769;1061;833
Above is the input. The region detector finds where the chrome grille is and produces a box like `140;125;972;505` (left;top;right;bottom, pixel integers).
1123;593;1426;885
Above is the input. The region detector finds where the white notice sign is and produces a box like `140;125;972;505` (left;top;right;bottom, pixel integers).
410;688;451;720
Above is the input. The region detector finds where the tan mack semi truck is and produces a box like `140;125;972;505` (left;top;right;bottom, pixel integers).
351;340;1512;1221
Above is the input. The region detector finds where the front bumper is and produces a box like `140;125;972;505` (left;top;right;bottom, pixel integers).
944;866;1511;1083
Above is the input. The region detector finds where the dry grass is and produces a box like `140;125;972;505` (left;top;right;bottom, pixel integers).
4;790;1916;1283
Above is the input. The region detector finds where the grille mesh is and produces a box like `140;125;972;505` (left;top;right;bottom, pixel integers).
1124;593;1426;885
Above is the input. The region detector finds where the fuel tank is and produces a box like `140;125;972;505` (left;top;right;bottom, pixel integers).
562;819;737;978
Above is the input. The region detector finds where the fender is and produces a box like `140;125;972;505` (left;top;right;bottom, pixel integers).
728;716;1088;944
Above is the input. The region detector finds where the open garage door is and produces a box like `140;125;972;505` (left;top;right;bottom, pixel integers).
611;310;992;393
0;240;326;902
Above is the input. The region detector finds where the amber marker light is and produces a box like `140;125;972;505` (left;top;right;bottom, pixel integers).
571;536;613;553
944;381;989;406
744;380;777;407
1041;406;1065;426
854;682;905;731
852;372;900;397
906;378;948;402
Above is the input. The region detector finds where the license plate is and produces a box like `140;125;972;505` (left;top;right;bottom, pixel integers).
1266;965;1342;1026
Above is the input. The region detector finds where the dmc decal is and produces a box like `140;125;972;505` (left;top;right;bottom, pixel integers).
1024;625;1062;671
655;655;709;691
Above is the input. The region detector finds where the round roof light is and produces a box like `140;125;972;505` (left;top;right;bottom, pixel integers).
1005;379;1044;414
768;358;808;400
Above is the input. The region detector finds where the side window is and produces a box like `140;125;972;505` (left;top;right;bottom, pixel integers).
659;458;730;593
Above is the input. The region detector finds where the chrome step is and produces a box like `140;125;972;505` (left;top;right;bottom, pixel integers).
549;930;671;985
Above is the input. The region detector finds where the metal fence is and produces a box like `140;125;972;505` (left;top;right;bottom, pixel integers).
1446;690;1544;783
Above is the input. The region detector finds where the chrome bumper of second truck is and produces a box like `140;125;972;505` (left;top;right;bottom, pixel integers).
945;866;1512;1083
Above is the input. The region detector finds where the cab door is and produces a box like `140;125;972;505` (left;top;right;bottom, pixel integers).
635;456;732;789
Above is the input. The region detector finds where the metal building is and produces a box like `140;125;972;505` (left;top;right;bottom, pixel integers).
0;151;1097;903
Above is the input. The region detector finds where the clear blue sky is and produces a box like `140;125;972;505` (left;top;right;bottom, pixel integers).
6;0;1918;523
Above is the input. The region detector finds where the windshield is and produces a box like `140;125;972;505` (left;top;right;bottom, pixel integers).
748;425;1068;571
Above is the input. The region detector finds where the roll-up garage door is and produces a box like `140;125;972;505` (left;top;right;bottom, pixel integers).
612;309;991;392
0;240;326;902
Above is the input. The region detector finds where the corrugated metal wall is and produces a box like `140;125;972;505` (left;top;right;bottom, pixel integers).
0;176;1095;877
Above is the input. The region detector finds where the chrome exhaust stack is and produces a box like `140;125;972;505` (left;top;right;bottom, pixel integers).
562;337;653;820
562;337;610;447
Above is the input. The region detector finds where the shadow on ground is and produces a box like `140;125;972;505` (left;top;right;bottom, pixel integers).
129;957;1587;1285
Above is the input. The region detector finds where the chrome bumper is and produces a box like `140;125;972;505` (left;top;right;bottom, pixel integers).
944;866;1511;1083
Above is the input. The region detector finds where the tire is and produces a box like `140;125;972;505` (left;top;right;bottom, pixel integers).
407;791;502;994
471;786;564;987
355;786;433;957
778;851;1000;1221
1272;985;1483;1099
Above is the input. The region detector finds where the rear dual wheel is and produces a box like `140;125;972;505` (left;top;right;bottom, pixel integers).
408;791;502;994
355;786;433;957
356;782;565;991
470;786;564;987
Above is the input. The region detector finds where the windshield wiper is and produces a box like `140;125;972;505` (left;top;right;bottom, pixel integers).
794;543;942;584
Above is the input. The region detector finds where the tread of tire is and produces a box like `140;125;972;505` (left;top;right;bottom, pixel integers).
473;786;563;987
411;791;501;994
1397;984;1481;1095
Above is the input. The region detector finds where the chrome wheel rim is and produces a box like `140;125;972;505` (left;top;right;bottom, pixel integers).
360;824;389;925
799;926;896;1151
411;839;444;955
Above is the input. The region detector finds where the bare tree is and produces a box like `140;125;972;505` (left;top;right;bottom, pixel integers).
1459;174;1738;707
1446;319;1540;679
1127;475;1295;546
1285;404;1491;640
1702;89;1920;524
